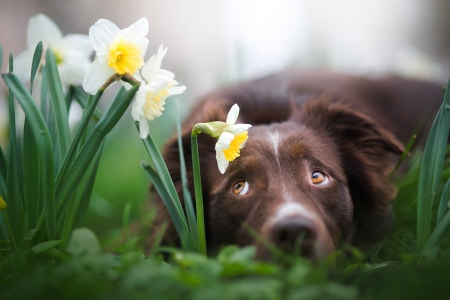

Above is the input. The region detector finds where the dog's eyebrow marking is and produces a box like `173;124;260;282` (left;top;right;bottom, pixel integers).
269;130;280;157
271;202;316;223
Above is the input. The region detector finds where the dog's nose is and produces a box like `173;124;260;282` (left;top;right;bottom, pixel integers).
270;217;317;258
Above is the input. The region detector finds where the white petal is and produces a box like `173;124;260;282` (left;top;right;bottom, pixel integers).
139;117;150;139
89;19;120;52
82;58;115;94
141;45;167;82
216;150;229;174
226;104;240;125
232;124;252;134
158;69;175;79
215;132;234;151
131;85;147;120
27;14;63;49
168;85;186;95
117;18;149;42
58;34;93;57
11;50;33;82
58;56;91;86
116;18;149;56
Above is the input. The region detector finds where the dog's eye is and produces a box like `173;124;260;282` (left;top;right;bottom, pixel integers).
232;181;250;195
311;172;329;185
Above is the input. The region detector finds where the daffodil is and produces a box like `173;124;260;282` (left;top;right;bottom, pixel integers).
131;45;186;139
13;14;93;87
193;104;252;174
83;18;149;94
0;196;6;211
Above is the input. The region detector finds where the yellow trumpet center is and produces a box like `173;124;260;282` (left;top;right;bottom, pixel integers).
143;85;172;119
108;39;144;75
53;50;64;65
223;132;248;162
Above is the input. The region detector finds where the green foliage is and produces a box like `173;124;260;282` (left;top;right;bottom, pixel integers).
0;43;139;270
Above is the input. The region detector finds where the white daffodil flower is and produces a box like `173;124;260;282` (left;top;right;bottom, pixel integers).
13;14;93;87
131;45;186;139
207;104;251;174
82;18;149;94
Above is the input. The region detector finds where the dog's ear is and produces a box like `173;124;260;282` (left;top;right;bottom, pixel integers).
297;94;405;247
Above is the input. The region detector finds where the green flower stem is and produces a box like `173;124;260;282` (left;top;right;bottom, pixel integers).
3;211;17;251
176;100;198;247
191;131;207;255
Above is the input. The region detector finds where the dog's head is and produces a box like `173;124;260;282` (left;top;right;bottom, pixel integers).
150;88;404;260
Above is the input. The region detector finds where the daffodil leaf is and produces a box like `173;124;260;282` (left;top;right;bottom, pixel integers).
73;140;104;229
422;210;450;253
23;119;41;228
64;86;73;113
140;161;196;252
0;145;7;241
437;178;450;225
45;48;70;161
5;55;24;249
2;73;56;240
40;65;49;121
72;86;103;122
55;85;138;227
0;145;7;200
30;41;43;95
417;79;450;251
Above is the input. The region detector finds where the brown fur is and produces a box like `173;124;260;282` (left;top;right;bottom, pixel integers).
146;71;443;259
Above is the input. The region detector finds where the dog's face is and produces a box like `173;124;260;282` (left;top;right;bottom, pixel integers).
206;122;353;260
153;92;404;261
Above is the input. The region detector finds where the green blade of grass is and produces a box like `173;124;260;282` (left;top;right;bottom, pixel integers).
390;135;416;180
176;100;198;247
30;41;43;95
191;134;207;255
148;222;168;257
122;202;132;243
417;79;450;252
3;73;56;240
141;161;196;252
55;85;139;228
45;48;70;161
6;54;23;250
437;178;450;224
73;142;104;228
72;86;103;122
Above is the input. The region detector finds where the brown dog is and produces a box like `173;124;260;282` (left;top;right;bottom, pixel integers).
149;70;443;260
